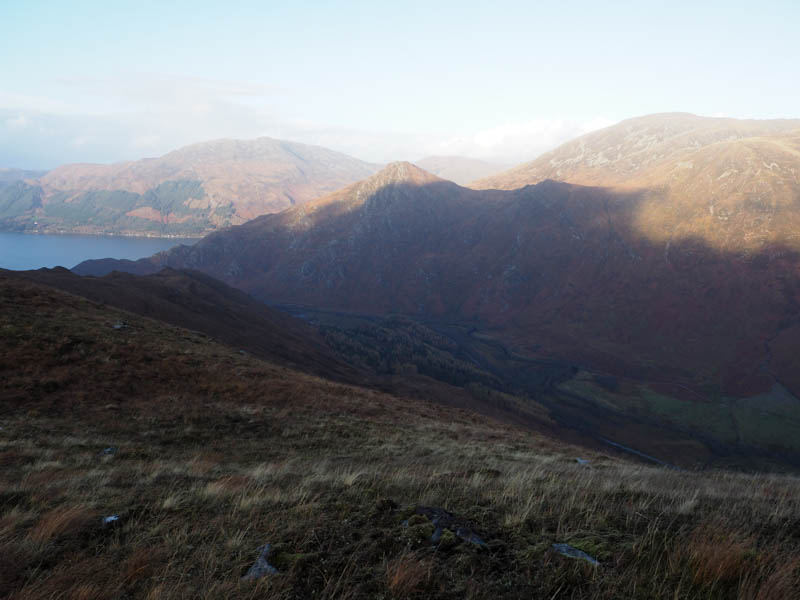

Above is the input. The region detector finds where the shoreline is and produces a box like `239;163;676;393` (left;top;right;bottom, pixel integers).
0;229;204;241
0;231;201;271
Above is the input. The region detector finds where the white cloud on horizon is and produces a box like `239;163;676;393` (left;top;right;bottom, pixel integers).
426;117;615;164
0;78;613;169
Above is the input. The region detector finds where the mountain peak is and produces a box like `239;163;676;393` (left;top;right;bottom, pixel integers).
28;136;379;235
369;161;443;186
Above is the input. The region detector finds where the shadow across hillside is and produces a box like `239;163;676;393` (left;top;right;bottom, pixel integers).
5;267;361;384
72;177;800;469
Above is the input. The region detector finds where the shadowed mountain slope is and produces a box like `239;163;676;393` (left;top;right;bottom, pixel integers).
74;159;800;394
0;137;379;236
4;267;359;383
74;156;800;465
6;266;529;430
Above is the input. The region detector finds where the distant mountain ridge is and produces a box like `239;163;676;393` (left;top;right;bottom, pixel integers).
474;113;800;248
475;113;800;189
0;168;47;183
0;137;379;236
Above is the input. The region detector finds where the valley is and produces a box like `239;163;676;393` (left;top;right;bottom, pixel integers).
285;305;800;471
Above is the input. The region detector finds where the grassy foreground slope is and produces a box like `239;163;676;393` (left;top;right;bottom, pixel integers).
2;275;800;599
6;267;360;385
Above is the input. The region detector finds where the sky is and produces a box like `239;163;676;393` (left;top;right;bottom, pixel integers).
1;0;799;169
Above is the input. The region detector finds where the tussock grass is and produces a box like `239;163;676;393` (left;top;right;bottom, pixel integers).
27;505;97;544
386;551;433;597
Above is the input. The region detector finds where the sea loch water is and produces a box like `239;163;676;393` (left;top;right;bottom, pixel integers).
0;232;198;271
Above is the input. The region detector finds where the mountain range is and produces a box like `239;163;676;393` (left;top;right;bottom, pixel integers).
0;137;380;236
74;113;800;469
0;168;47;183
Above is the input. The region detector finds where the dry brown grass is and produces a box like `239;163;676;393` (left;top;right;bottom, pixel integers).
386;551;433;598
27;505;97;544
687;526;754;589
749;557;800;600
123;547;165;587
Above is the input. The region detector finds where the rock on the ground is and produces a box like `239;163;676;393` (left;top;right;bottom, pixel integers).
242;543;280;580
552;543;599;566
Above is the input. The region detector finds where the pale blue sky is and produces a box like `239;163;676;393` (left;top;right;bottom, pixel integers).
1;0;798;168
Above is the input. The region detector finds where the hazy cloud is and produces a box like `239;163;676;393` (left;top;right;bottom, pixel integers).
4;115;28;130
261;117;613;166
431;118;615;163
0;76;612;168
